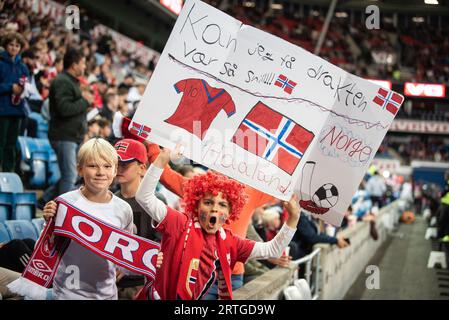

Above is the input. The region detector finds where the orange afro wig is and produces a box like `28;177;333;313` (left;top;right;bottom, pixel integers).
183;171;247;223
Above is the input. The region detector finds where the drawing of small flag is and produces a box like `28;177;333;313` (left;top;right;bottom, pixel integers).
372;88;404;115
129;121;151;139
274;74;297;94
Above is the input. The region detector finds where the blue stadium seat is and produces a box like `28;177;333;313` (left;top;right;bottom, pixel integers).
17;136;59;188
0;222;11;243
48;152;60;186
17;136;29;163
0;192;14;222
28;112;48;139
36;138;60;185
4;220;39;241
29;151;48;188
0;172;24;193
13;192;36;220
31;217;45;234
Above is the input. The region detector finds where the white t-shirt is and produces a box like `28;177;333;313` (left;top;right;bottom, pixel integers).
52;189;133;300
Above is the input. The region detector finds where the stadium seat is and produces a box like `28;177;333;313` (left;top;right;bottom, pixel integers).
29;151;48;188
28;112;48;139
36;139;60;185
13;192;37;220
0;192;14;222
47;152;60;185
294;279;312;300
425;227;437;240
427;251;447;269
283;285;304;300
17;136;59;188
0;172;24;193
31;217;45;234
0;222;11;243
4;220;39;241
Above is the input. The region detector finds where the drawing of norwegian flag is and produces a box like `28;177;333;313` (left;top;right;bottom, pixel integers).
129;121;151;139
232;102;314;175
372;88;404;115
274;74;297;94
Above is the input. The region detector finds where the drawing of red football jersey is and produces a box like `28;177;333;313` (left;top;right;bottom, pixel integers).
165;79;236;140
232;101;314;175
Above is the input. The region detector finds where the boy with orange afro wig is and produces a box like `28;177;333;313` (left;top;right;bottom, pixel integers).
136;147;301;300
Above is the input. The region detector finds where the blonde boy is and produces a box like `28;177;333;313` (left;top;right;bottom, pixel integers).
43;138;134;300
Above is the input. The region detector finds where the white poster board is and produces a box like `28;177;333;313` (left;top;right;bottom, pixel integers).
131;0;404;226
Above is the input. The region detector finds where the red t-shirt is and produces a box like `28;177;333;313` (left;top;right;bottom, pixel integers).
165;78;236;140
155;207;254;300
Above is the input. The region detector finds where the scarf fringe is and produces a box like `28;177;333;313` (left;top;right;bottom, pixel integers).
7;276;48;300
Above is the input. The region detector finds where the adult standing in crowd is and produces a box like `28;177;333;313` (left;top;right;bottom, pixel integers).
365;171;387;209
39;48;93;207
0;32;29;172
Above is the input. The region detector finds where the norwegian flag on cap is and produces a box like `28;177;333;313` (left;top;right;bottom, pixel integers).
372;88;404;116
232;102;314;175
115;141;129;152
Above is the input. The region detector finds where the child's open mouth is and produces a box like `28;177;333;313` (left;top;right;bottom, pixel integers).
209;216;217;227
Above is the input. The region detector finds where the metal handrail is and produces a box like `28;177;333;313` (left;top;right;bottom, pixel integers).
290;248;322;300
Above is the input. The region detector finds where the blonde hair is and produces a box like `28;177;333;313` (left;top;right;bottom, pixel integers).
77;138;118;167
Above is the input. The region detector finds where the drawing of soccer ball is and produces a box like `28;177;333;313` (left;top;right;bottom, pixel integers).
312;183;339;208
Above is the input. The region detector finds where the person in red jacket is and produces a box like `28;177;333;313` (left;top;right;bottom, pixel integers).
135;147;301;300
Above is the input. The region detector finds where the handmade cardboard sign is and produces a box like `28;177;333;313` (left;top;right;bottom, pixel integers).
131;0;404;225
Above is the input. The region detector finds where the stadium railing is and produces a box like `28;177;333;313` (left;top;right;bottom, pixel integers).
234;200;404;299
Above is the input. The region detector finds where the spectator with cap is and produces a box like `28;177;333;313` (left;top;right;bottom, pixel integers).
0;31;29;172
39;48;93;208
113;138;166;299
114;138;162;241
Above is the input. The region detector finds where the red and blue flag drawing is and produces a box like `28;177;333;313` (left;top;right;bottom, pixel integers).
274;74;297;94
372;88;403;115
232;102;314;175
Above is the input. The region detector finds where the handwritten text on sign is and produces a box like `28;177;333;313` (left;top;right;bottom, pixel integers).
131;0;404;226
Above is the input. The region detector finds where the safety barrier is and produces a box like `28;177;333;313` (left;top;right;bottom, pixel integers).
291;248;322;300
234;200;404;300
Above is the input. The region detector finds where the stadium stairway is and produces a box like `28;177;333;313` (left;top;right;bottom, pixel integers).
344;215;449;300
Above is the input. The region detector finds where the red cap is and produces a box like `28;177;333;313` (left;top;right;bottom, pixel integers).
114;139;147;164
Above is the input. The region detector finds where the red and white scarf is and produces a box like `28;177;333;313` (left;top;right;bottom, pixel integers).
176;218;233;300
7;199;161;300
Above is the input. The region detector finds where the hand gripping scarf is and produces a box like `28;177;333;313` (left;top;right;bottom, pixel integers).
7;198;161;300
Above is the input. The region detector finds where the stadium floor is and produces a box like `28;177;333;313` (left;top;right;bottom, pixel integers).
344;215;449;300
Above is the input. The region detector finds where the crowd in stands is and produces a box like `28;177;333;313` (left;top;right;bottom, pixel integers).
381;135;449;164
1;0;447;300
212;0;449;85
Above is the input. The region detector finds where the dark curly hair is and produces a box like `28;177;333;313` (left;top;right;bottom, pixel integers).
182;171;247;223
